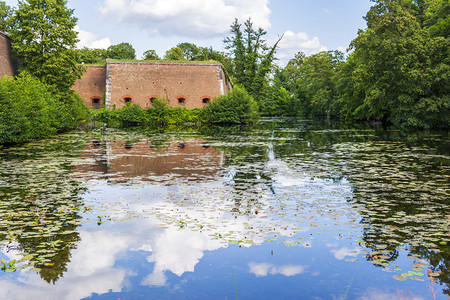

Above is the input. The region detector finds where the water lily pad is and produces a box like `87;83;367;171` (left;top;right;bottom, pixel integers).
393;275;407;281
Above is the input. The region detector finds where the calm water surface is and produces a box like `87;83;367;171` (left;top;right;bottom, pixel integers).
0;118;448;299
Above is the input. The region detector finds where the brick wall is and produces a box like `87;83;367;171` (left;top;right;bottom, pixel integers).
72;65;107;109
0;31;17;78
106;61;229;109
74;137;224;183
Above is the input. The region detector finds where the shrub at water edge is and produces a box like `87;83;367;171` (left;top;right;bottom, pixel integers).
202;85;259;124
0;74;90;145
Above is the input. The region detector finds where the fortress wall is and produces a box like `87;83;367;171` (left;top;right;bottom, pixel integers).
0;31;17;78
106;61;229;109
72;65;107;109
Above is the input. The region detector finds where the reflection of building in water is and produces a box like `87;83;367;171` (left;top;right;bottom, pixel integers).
75;138;224;182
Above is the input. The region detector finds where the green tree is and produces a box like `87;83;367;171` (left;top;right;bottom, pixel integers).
79;47;107;64
0;74;57;144
424;0;449;37
202;85;259;124
142;49;160;60
9;0;85;93
273;52;306;95
177;42;200;60
0;1;12;32
164;47;185;60
106;42;136;60
347;0;449;128
224;18;282;101
275;51;343;117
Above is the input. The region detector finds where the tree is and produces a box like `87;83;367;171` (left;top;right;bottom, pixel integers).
106;42;136;60
9;0;84;93
424;0;449;37
345;0;449;128
142;49;159;60
177;42;200;60
79;47;107;64
202;85;259;124
164;47;184;60
224;18;282;101
0;1;12;32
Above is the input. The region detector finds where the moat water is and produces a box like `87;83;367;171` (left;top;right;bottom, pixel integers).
0;118;448;299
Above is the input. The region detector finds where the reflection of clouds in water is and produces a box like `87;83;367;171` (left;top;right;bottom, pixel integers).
143;228;223;284
358;288;425;300
249;262;305;277
0;230;129;300
70;230;131;276
0;241;22;261
0;145;357;298
331;247;361;260
0;224;149;300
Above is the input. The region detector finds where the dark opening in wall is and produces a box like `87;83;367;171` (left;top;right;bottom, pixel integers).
150;97;156;103
202;98;211;104
92;98;101;104
124;97;132;103
178;97;186;105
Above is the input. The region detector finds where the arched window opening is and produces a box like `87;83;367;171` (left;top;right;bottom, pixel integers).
124;97;132;103
178;97;186;105
92;98;101;105
150;97;157;103
202;98;211;104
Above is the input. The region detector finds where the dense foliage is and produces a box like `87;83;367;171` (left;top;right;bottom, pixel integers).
202;86;259;124
345;0;449;128
91;88;259;126
0;0;90;146
271;0;449;128
0;74;89;145
8;0;85;93
91;99;203;126
224;19;282;102
0;1;12;32
107;42;136;60
79;47;107;64
142;49;160;60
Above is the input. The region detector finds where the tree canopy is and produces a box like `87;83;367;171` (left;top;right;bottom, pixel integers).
79;47;107;64
142;49;160;60
9;0;84;93
106;42;136;60
272;0;449;128
341;0;449;128
164;47;185;60
0;1;12;32
224;18;282;101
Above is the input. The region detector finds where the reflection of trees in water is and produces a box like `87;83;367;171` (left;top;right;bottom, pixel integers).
342;139;449;295
200;119;449;293
0;134;87;283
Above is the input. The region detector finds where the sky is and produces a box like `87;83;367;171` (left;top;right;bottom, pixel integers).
3;0;373;66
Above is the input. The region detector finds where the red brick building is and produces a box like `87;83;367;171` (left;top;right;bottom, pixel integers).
0;31;17;78
73;60;231;109
1;32;231;109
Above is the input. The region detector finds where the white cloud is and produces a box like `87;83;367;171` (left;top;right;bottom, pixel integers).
331;247;361;260
275;30;328;66
99;0;271;38
358;288;425;300
249;263;305;277
323;8;333;15
75;26;111;49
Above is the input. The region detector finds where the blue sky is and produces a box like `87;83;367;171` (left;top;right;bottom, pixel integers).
4;0;372;65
